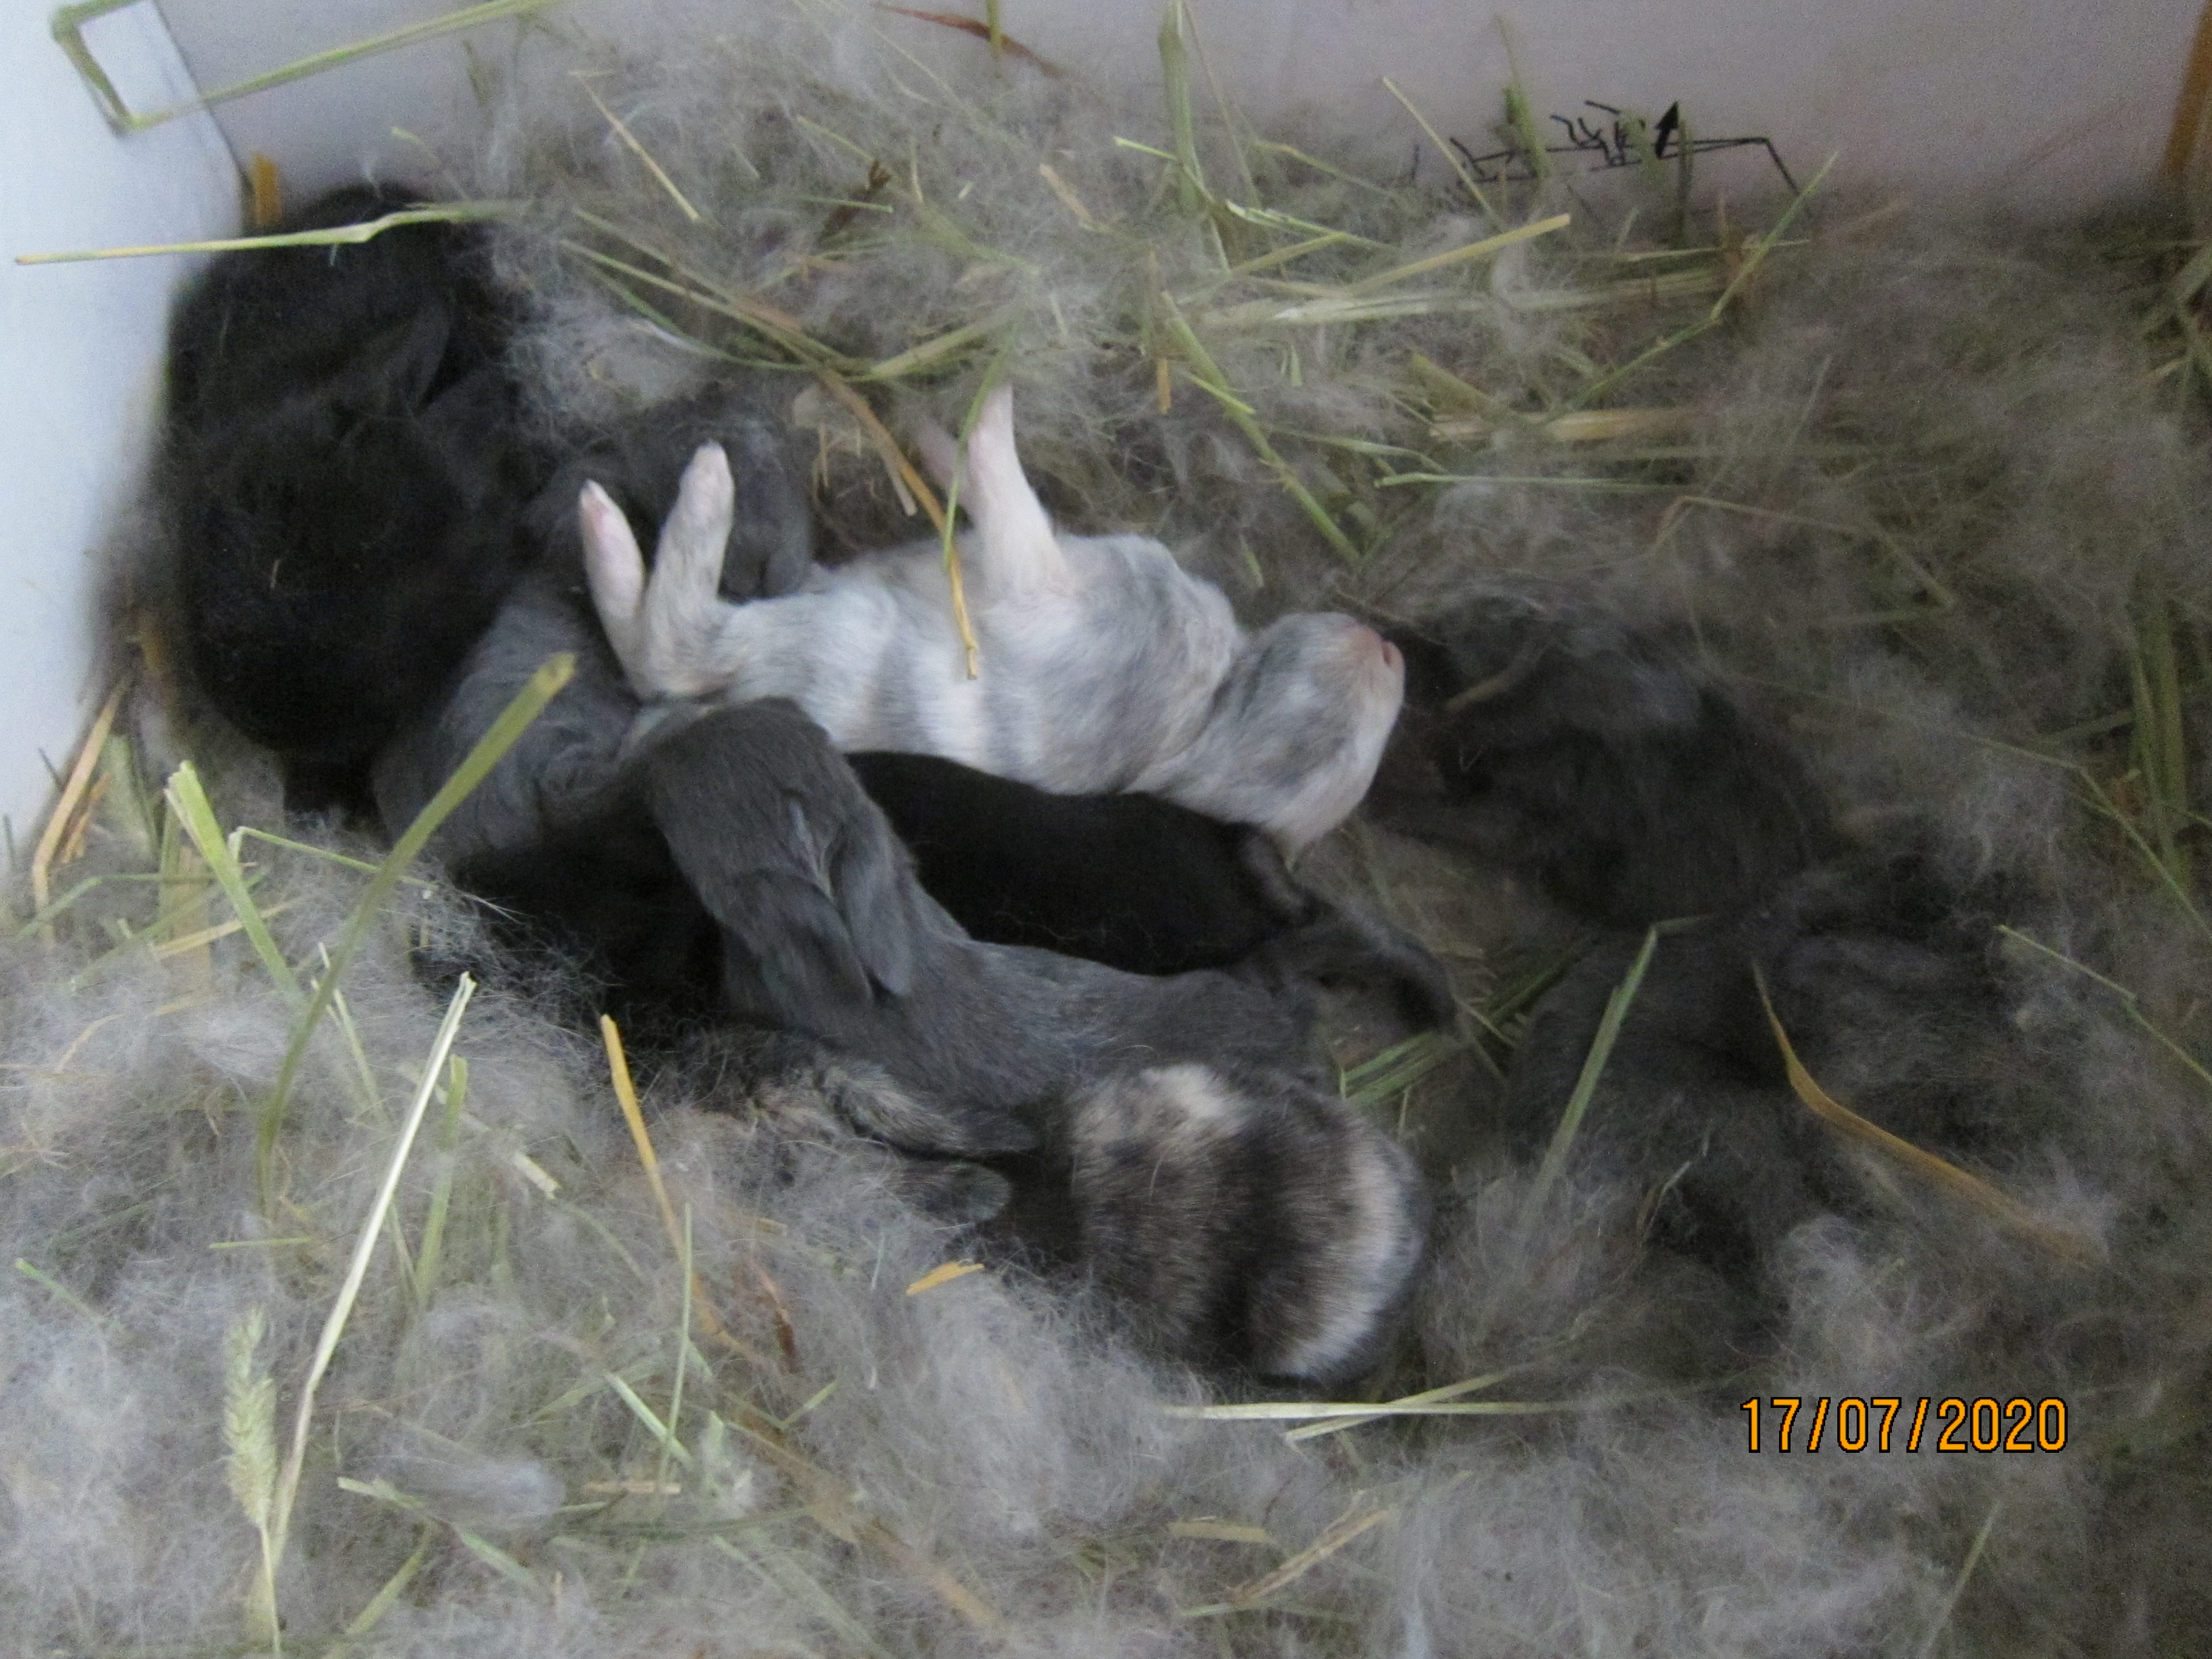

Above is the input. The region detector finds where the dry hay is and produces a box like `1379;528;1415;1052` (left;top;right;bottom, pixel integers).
7;2;2212;1654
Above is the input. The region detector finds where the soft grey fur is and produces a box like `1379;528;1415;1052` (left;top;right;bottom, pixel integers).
373;388;814;871
1499;856;2054;1318
25;1;2212;1652
584;387;1404;848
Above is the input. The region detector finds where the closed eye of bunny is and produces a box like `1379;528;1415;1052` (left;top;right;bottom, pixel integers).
580;385;1404;849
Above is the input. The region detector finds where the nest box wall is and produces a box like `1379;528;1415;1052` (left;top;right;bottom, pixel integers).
0;2;235;857
153;0;2204;212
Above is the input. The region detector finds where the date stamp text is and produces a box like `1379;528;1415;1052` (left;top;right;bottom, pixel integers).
1742;1396;2067;1453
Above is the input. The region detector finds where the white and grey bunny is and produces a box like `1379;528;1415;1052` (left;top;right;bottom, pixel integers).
580;386;1405;850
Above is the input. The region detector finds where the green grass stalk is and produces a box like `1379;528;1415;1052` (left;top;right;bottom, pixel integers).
255;654;572;1211
264;976;478;1630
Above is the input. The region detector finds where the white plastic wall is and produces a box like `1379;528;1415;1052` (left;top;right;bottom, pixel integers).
156;0;2204;214
1;1;236;857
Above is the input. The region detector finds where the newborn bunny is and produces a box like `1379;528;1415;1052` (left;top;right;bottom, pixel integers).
581;386;1404;849
847;750;1455;1028
1059;1062;1426;1379
160;186;547;806
1369;595;1830;927
1504;856;2053;1310
638;698;1425;1379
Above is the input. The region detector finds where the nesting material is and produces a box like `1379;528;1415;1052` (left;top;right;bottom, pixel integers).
9;1;2212;1654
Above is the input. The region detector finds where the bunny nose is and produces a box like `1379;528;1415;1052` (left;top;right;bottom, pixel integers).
1346;624;1401;674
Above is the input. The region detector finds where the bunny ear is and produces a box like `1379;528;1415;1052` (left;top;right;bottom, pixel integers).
914;417;964;495
634;442;739;699
579;480;647;667
956;385;1071;595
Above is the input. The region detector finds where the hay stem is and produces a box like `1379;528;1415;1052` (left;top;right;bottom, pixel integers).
656;1206;697;1499
1567;155;1832;410
1251;139;1391;195
1526;928;1660;1216
255;655;571;1212
29;682;124;942
1161;298;1359;561
559;227;850;369
728;1409;1004;1632
574;76;704;223
16;204;516;266
411;1056;471;1307
1339;1031;1463;1107
1222;1499;1392;1609
1999;927;2212;1097
1169;1395;1584;1422
55;0;566;132
860;317;998;381
608;1371;697;1468
1346;213;1570;293
12;1257;110;1335
266;976;477;1633
1501;89;1550;190
933;347;1022;679
340;1477;541;1593
231;828;442;888
814;374;947;529
164;765;301;999
13;871;218;943
1916;1503;2002;1659
712;1535;893;1659
321;974;390;1131
1754;965;2097;1259
2073;765;2212;947
1158;2;1210;220
2129;583;2193;889
321;1530;431;1658
1281;1366;1527;1443
1382;78;1498;222
602;1014;686;1250
603;1016;751;1352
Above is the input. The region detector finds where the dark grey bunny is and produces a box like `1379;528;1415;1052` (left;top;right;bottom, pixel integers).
846;749;1455;1029
1503;856;2056;1313
636;698;1426;1379
1369;594;1831;927
368;390;814;1041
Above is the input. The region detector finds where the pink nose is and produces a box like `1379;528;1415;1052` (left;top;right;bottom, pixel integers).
1346;624;1401;673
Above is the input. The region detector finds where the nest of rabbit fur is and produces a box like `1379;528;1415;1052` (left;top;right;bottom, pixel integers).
10;1;2212;1653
